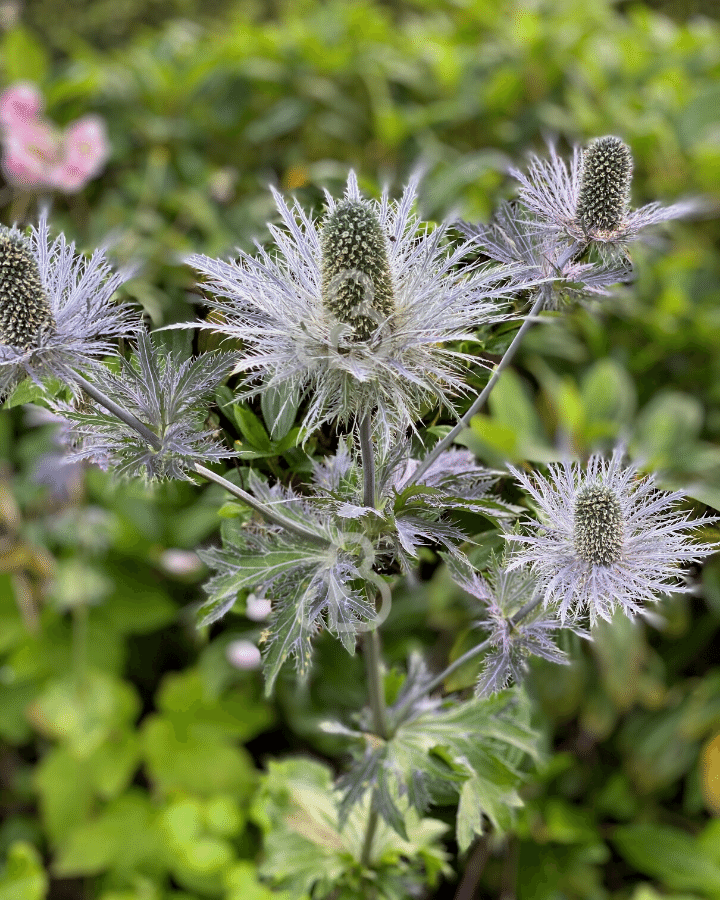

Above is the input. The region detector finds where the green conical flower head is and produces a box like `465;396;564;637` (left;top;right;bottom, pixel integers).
576;136;633;235
321;200;395;342
0;229;55;350
573;483;624;566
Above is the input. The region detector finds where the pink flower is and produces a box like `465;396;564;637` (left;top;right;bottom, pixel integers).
0;82;44;128
1;118;61;189
50;115;109;193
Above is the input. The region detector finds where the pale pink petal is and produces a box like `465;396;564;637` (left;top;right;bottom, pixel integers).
0;82;44;128
58;114;110;182
1;120;61;188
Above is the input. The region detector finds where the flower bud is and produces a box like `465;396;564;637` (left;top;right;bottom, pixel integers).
321;200;395;341
573;483;624;566
576;136;633;235
0;229;54;350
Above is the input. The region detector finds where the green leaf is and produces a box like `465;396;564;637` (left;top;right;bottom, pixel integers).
27;671;140;758
0;842;47;900
3;378;50;410
613;823;720;894
141;715;256;797
0;27;49;83
233;406;273;452
261;381;300;441
34;748;95;846
53;793;162;878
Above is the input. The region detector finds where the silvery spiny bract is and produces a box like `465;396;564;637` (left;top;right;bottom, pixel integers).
0;213;138;398
506;447;718;626
510;136;697;254
458;201;632;310
446;554;587;697
58;332;236;480
189;172;538;439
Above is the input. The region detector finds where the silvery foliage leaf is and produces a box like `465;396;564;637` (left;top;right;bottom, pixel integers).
58;332;236;480
0;212;139;399
253;757;450;899
334;670;540;851
313;438;517;572
199;468;379;694
446;553;589;697
458;201;633;310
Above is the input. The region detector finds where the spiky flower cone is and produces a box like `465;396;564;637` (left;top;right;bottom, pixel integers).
573;483;624;566
0;229;55;350
321;200;395;341
576;136;633;235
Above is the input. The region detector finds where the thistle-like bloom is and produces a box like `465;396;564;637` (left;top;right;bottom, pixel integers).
58;332;236;480
0;213;138;398
506;448;718;626
189;173;533;439
447;555;581;696
510;137;697;254
458;201;632;310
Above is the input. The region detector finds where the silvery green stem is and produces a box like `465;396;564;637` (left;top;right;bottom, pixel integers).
72;371;328;546
359;414;376;509
409;288;547;484
357;413;389;867
192;463;329;546
410;243;581;486
73;370;162;449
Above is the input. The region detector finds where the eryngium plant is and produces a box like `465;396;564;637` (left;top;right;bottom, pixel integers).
4;137;716;899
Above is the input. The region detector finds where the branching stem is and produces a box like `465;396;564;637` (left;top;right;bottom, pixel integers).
391;593;544;728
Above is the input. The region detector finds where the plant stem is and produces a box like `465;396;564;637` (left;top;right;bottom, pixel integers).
359;415;375;509
357;414;389;867
72;370;328;546
410;241;581;485
363;628;389;740
410;287;547;484
73;371;161;449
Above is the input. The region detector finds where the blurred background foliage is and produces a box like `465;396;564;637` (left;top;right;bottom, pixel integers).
0;0;719;897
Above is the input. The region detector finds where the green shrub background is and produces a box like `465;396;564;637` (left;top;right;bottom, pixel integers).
1;0;720;897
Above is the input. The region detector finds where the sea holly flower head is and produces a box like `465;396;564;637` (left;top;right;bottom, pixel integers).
0;213;138;398
510;136;697;255
505;448;718;626
189;172;535;440
458;201;632;310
